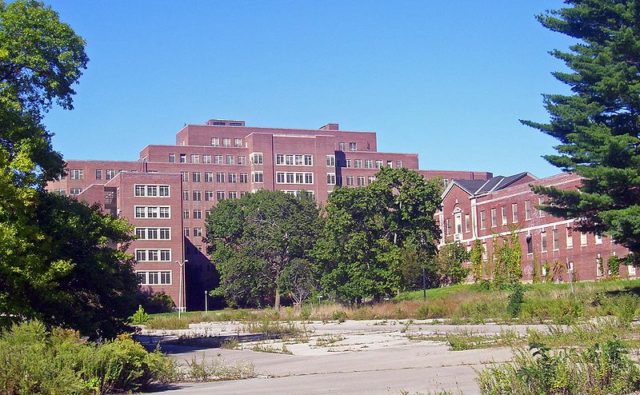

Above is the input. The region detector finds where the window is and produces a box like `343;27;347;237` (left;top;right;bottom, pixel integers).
595;233;603;244
346;176;354;186
192;172;201;182
203;154;211;164
482;242;488;261
204;172;213;182
214;155;223;164
490;208;497;228
228;173;237;183
365;160;373;169
580;232;588;246
193;209;202;219
95;169;102;180
541;230;547;252
464;214;470;233
286;172;295;183
135;206;170;219
205;191;214;201
326;155;335;167
159;207;170;218
135;227;171;240
354;160;362;168
183;210;190;219
454;212;462;235
276;172;285;184
193;227;202;237
146;185;158;197
376;160;383;169
566;227;574;248
223;138;231;147
251;153;263;165
596;254;603;277
184;227;190;237
179;154;186;163
538;198;545;217
252;171;264;183
216;172;225;183
70;169;84;180
387;160;393;168
216;191;225;201
237;156;246;165
526;234;533;254
226;155;234;165
368;176;375;184
159;185;169;196
240;173;248;183
276;154;284;165
525;200;531;220
304;155;313;166
305;173;313;184
134;250;171;263
182;190;189;201
396;160;403;168
480;211;486;229
180;171;188;182
135;185;146;197
191;154;200;164
211;137;220;146
70;188;82;195
339;142;346;151
106;169;116;180
346;159;352;168
169;154;175;163
349;142;357;151
228;191;237;199
501;207;507;225
193;190;201;201
552;228;559;251
327;173;336;185
234;138;243;147
357;176;365;186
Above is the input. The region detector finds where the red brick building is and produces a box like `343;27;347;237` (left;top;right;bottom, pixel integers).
439;172;634;282
47;119;490;309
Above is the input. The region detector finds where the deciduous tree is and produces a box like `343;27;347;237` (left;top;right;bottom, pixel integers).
206;190;321;309
315;168;442;304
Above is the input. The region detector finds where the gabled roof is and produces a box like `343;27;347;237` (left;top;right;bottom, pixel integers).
449;172;536;197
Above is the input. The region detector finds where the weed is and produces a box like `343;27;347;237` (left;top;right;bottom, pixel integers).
332;310;348;323
185;354;255;381
315;334;345;347
131;305;151;325
250;342;292;354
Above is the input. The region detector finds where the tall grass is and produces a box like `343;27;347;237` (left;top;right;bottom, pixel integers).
145;279;640;329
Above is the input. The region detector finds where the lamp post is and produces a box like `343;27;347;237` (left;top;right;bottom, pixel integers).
177;260;188;319
204;290;208;313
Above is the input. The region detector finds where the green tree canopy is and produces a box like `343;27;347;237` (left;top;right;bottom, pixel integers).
0;1;139;338
206;190;321;308
315;167;442;304
523;0;640;259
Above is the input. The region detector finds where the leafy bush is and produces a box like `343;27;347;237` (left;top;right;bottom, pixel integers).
477;340;640;394
332;310;348;323
0;321;177;395
131;305;150;325
506;283;524;318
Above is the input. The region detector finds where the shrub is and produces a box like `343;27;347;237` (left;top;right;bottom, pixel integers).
477;340;640;394
131;305;150;325
332;310;348;323
506;283;524;318
0;321;178;395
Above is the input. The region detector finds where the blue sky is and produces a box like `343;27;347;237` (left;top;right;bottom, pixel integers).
45;0;571;178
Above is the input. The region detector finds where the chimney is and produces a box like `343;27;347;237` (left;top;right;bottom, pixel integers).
319;123;339;131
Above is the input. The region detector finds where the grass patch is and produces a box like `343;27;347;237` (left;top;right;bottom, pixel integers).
315;334;345;347
145;279;640;329
250;342;292;354
184;354;255;381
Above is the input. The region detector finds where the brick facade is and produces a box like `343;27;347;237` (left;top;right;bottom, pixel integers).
439;173;634;282
47;119;491;309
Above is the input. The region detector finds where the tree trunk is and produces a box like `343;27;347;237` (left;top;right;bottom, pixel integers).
274;288;281;310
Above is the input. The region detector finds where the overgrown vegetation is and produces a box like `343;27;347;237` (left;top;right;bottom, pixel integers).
145;279;640;328
477;340;640;394
0;321;176;394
